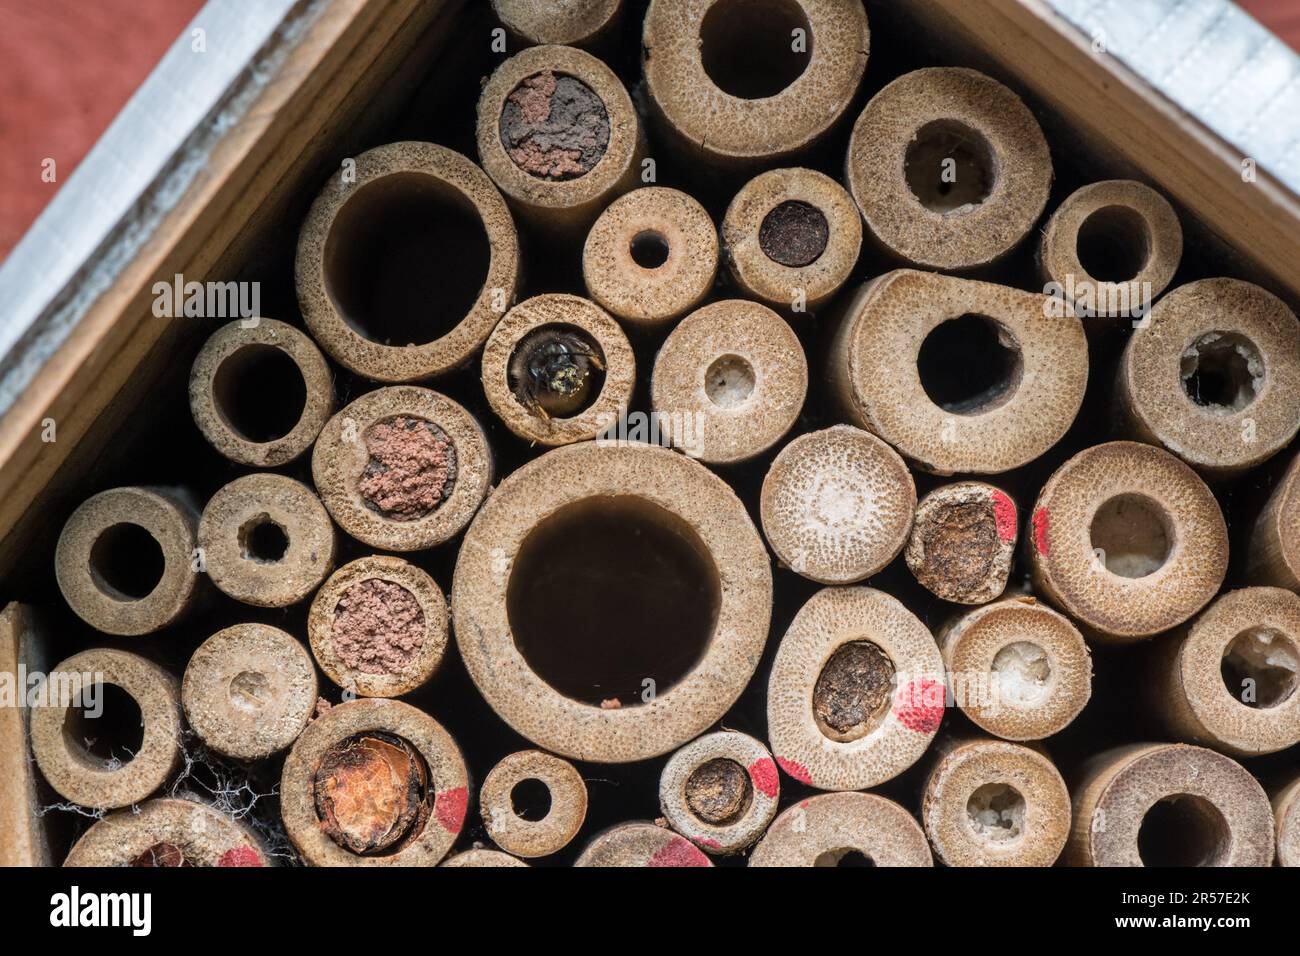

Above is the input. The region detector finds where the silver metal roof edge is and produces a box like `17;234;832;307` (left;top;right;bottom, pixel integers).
0;0;328;419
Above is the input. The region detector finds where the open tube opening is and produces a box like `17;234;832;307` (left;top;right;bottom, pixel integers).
212;344;307;443
699;0;812;99
917;314;1023;415
89;523;165;601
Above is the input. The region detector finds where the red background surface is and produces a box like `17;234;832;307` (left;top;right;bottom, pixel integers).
0;0;1296;262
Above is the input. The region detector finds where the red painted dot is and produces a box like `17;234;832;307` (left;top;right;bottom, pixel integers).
216;846;262;868
695;836;721;850
435;786;468;834
893;678;945;733
747;757;779;799
1033;507;1050;555
648;836;711;867
776;756;812;785
991;490;1017;542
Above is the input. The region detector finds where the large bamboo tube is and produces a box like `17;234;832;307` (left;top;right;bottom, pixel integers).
296;142;520;382
451;442;771;763
827;270;1087;476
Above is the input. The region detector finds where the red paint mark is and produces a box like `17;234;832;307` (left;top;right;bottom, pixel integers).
893;678;945;734
216;846;262;868
776;756;812;785
648;836;711;867
695;837;721;850
747;757;779;799
1032;507;1050;555
435;786;468;833
991;490;1017;542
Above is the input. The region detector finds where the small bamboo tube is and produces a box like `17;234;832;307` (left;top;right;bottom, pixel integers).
642;0;869;171
1149;587;1300;758
63;798;270;867
749;792;932;867
490;0;623;49
760;425;915;584
905;481;1017;605
846;68;1052;271
296;142;520;382
1028;441;1228;641
29;648;182;810
479;750;588;858
766;586;945;791
197;474;336;608
55;486;201;636
574;823;713;867
1247;451;1300;590
308;555;449;699
651;299;807;466
1273;775;1300;867
1038;180;1182;320
938;595;1091;741
1117;278;1300;476
188;317;333;468
921;736;1071;867
280;698;469;867
181;623;318;762
657;731;779;856
312;386;492;552
1066;743;1274;867
477;45;644;237
582;187;718;330
481;293;635;446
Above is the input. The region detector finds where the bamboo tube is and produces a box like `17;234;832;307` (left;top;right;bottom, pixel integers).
490;0;623;49
280;698;469;866
55;486;201;636
479;750;588;858
63;798;270;867
1117;278;1300;477
939;595;1091;741
312;386;492;552
1247;452;1300;590
1028;441;1228;641
721;167;861;313
451;442;771;763
827;270;1088;476
441;849;529;867
657;731;779;856
0;604;51;866
188;318;333;467
1066;743;1274;867
477;45;643;237
905;481;1017;605
197;474;336;608
846;67;1051;271
29;648;182;810
1038;180;1182;319
481;294;635;446
582;187;718;330
642;0;869;171
651;299;807;466
766;586;945;791
759;425;915;584
296;142;520;382
308;556;449;699
748;792;932;867
1273;775;1300;867
920;736;1071;867
1150;587;1300;758
181;624;318;762
574;823;713;867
